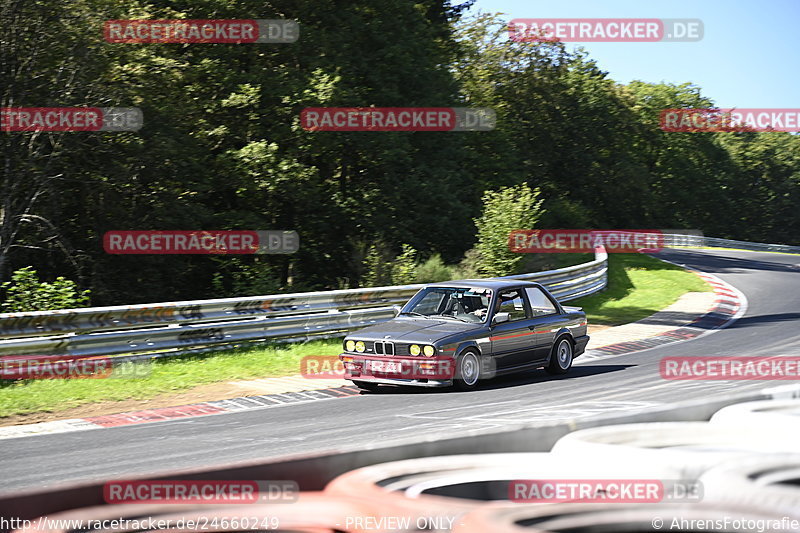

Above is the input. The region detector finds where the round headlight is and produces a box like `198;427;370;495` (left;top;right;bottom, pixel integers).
410;344;421;356
355;341;366;353
345;340;355;352
423;345;435;357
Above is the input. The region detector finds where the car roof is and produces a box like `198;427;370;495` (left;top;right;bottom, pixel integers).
424;278;542;290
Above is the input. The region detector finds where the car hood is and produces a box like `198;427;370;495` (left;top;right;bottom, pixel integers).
350;318;482;343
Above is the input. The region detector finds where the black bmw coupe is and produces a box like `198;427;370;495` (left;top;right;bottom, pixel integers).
339;279;589;391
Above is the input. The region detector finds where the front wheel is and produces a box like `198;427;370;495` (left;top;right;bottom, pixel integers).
352;380;380;392
546;337;573;375
454;350;481;391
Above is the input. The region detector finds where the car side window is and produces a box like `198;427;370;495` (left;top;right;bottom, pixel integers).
525;287;557;317
497;289;529;322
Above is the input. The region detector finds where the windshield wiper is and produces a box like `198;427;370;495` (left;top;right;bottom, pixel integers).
399;311;427;318
429;314;469;322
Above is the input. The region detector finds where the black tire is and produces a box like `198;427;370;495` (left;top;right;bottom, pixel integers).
352;380;380;392
546;337;573;375
454;350;481;391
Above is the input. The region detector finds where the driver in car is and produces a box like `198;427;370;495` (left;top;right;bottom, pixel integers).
472;293;513;319
469;295;496;319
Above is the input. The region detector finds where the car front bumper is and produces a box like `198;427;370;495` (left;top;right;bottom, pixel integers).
348;376;453;388
339;353;455;387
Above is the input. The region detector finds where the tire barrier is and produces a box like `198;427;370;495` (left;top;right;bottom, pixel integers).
709;399;800;431
699;454;800;518
324;453;682;514
550;421;800;479
325;454;538;516
13;493;423;533
8;391;800;533
451;502;796;533
399;465;691;501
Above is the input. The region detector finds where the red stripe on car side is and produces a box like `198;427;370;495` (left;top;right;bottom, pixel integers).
489;331;540;341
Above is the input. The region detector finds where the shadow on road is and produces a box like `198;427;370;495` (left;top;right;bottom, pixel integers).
725;312;800;329
657;250;800;274
358;364;635;395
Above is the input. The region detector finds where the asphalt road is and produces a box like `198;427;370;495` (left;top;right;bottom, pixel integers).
2;249;799;493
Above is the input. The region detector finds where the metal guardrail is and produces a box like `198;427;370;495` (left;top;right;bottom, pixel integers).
658;231;800;253
2;232;796;361
8;230;794;361
700;236;800;254
0;248;609;359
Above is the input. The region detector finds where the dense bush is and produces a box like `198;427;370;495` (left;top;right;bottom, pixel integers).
473;184;545;277
1;267;91;312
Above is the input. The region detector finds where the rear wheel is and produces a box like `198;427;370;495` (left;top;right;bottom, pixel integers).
454;350;481;391
546;337;573;375
352;380;380;392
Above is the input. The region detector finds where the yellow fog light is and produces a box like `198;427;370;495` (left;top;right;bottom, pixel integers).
345;340;355;352
423;345;435;357
410;344;421;356
355;341;366;353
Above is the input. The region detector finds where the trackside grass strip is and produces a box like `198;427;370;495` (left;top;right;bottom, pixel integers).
0;339;342;418
0;253;710;418
569;253;712;325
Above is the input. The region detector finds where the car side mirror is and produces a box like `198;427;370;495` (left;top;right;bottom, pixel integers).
492;312;510;325
392;305;403;316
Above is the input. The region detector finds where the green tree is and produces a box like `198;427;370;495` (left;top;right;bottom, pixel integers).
361;242;419;286
453;14;653;228
622;81;738;234
414;254;454;282
361;242;391;287
391;244;418;285
473;183;544;277
1;266;90;312
716;132;800;243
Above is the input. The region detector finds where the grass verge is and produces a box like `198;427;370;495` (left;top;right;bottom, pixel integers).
0;339;342;418
568;253;711;325
0;253;710;419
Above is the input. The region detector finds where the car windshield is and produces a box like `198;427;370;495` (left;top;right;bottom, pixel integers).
402;287;493;323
